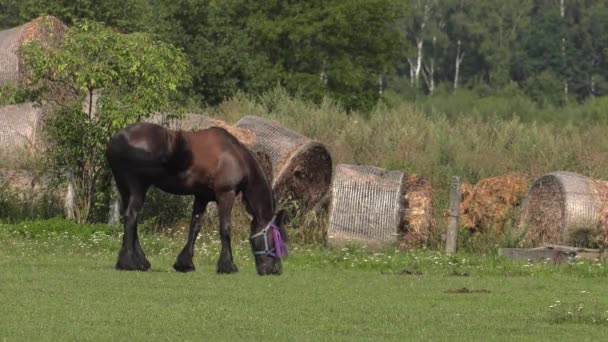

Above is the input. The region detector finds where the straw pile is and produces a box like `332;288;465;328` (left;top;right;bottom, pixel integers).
459;174;529;233
235;115;332;209
0;16;66;86
144;113;273;182
328;164;404;249
399;174;436;249
519;171;608;246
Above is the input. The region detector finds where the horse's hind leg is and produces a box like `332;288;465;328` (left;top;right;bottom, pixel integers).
116;181;151;271
174;195;208;272
216;190;238;274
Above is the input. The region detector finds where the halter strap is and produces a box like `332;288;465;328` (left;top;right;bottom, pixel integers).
250;223;282;257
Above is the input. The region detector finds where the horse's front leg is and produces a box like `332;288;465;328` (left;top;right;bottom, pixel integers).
174;195;208;272
216;191;238;274
116;190;150;271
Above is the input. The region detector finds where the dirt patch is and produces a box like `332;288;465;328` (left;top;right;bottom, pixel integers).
446;287;490;294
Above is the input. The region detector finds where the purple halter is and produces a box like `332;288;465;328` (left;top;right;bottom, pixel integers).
250;222;287;258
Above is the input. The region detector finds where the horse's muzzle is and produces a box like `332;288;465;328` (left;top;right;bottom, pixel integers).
256;258;282;276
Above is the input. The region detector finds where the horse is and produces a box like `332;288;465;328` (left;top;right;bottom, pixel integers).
105;121;288;275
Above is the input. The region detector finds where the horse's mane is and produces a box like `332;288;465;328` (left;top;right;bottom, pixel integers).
210;126;277;208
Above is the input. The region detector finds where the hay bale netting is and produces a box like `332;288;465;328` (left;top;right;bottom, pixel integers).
460;174;529;233
235;115;332;209
399;174;436;249
144;113;273;182
518;171;608;246
0;102;44;155
0;16;66;86
327;164;405;249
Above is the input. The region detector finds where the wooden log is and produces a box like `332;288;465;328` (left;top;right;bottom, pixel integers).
446;176;460;254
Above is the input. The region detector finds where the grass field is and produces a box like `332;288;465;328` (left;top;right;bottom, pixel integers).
2;221;608;341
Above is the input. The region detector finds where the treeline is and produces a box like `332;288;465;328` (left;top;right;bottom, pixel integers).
2;0;608;112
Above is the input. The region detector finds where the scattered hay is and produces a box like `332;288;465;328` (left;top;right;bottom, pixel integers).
519;171;608;247
399;174;436;249
460;174;529;233
235;115;332;210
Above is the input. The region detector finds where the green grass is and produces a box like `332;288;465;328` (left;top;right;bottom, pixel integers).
2;222;608;341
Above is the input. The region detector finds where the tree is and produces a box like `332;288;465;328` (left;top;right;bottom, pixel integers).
21;19;190;222
0;0;154;32
245;0;408;111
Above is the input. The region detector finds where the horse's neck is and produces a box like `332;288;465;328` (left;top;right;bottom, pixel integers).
246;159;275;223
166;130;191;170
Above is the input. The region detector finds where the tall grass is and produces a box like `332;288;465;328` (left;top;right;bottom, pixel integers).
199;88;608;202
180;88;608;249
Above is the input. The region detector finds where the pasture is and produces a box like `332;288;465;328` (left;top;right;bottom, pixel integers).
1;220;608;341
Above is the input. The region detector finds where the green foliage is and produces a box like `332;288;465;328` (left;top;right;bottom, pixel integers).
2;217;119;237
0;0;155;32
20;19;190;223
0;183;62;223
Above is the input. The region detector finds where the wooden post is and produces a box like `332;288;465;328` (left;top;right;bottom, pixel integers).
446;176;460;254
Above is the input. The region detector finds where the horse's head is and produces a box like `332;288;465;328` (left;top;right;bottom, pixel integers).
249;209;288;275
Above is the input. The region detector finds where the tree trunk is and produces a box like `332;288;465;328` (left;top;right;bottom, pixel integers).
423;36;437;95
454;39;465;90
407;0;431;89
560;0;568;97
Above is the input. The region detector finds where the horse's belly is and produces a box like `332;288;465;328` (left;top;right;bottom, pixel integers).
153;174;214;197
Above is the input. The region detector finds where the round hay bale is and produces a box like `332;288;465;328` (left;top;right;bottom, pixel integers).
144;113;273;183
399;174;436;249
235;115;332;210
0;102;44;155
328;164;404;249
460;173;528;233
0;16;66;86
518;171;608;246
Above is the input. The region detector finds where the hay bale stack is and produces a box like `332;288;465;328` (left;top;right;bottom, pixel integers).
144;113;273;182
0;102;44;155
328;164;404;249
0;16;66;86
460;174;529;233
235;115;332;209
519;171;608;246
399;174;436;249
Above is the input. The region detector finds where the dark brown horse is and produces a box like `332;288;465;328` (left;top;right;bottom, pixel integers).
106;122;287;275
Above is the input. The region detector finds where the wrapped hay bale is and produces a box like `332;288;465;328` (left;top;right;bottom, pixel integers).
460;174;528;233
144;113;273;182
235;115;332;209
399;174;436;248
328;164;404;249
0;103;44;155
0;16;66;86
518;171;608;246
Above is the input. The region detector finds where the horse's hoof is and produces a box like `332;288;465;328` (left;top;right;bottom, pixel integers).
116;251;151;271
216;261;239;274
173;262;196;273
139;259;151;271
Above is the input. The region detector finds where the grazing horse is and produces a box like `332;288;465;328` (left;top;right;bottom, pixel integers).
106;122;287;275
